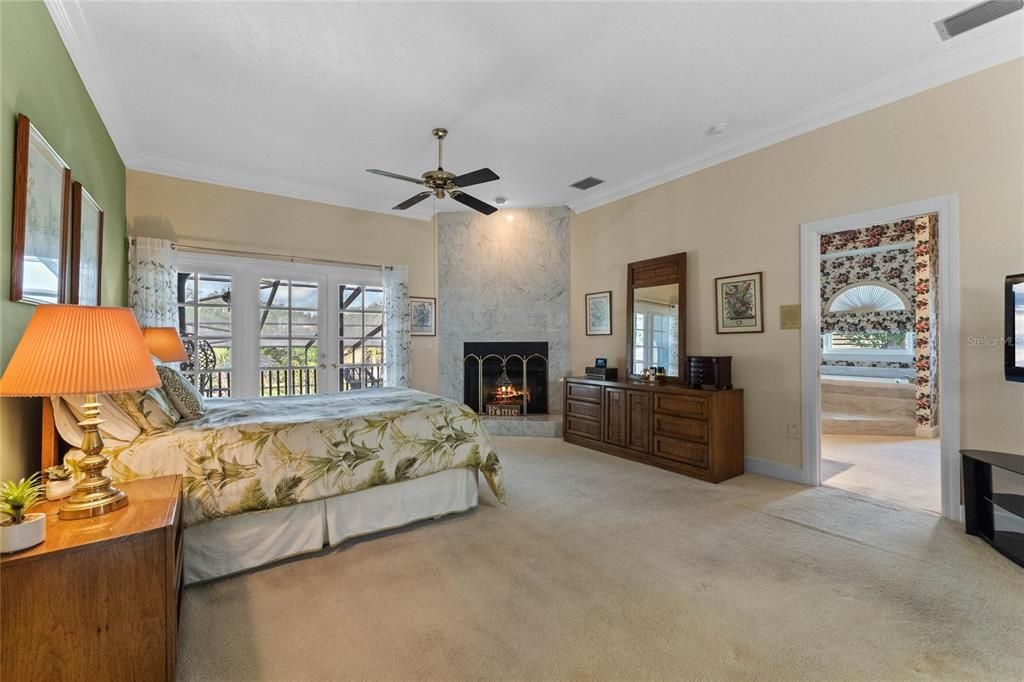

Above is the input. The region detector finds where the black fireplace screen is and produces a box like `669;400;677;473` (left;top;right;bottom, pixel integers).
464;342;548;415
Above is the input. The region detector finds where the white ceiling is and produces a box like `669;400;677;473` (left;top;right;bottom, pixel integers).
49;1;1023;219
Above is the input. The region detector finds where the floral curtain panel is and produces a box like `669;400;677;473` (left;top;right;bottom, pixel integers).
128;237;178;328
383;264;411;388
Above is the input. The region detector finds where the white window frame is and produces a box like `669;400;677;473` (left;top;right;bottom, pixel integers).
821;331;914;363
177;252;385;398
632;301;677;374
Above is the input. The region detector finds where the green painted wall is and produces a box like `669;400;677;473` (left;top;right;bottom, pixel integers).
0;2;126;479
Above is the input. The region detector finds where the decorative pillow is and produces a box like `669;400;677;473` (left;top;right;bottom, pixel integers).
52;394;142;448
157;365;206;420
110;388;181;434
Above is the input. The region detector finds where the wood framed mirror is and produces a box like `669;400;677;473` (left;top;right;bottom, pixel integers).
626;252;686;378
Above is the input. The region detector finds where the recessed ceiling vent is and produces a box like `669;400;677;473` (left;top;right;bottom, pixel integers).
935;0;1023;40
570;176;605;190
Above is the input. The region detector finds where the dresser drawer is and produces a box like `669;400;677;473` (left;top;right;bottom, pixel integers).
653;393;708;419
566;399;601;420
566;415;602;440
654;436;708;468
566;382;602;403
654;414;708;444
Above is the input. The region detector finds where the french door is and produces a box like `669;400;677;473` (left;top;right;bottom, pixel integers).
177;252;386;398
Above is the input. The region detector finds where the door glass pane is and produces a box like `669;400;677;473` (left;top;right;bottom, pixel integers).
363;289;383;310
259;277;321;396
291;281;318;309
337;284;386;391
291;311;318;337
177;272;232;397
259;279;287;307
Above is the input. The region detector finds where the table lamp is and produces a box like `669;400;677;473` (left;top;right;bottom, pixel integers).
142;327;188;363
0;305;160;519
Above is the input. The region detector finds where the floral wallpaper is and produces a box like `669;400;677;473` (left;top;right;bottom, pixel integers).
819;219;916;255
825;360;913;370
819;242;915;334
914;215;939;430
818;215;939;430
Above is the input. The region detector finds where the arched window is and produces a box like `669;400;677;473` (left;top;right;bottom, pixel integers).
826;283;910;314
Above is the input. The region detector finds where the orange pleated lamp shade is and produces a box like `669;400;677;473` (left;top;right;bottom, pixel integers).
0;305;160;397
143;327;188;363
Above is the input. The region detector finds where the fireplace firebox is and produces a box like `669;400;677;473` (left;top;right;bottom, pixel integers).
464;342;548;416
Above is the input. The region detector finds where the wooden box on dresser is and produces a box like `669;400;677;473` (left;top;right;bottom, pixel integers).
564;377;744;483
1;475;183;682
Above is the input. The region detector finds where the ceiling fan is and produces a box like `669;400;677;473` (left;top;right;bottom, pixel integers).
367;128;500;215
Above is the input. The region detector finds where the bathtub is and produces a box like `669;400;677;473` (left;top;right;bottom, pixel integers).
823;375;912;384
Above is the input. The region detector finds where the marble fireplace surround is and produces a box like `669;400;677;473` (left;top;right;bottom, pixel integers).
438;206;570;434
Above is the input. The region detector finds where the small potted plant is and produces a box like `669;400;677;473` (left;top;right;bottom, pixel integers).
0;473;46;553
44;464;75;501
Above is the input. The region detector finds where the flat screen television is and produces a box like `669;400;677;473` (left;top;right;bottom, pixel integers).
1007;273;1024;383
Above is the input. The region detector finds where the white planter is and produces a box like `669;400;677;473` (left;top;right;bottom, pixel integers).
46;479;75;501
0;513;46;553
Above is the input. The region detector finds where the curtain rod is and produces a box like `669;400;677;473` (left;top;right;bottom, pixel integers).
166;241;392;271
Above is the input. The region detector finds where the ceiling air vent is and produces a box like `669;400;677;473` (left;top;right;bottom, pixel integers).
935;0;1023;40
570;176;605;190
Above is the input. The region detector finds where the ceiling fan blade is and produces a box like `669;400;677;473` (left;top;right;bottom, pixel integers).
393;191;431;210
367;169;425;185
453;168;500;187
450;191;498;215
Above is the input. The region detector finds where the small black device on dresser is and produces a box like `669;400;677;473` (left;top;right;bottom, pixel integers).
585;358;618;381
686;356;732;389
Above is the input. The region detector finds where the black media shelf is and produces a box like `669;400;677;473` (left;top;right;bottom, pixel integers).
962;450;1024;569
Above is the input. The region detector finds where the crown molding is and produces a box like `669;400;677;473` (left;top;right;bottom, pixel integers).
44;0;137;163
46;0;1021;219
129;154;433;221
567;27;1024;214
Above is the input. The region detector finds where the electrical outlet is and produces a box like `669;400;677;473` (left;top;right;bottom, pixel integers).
787;422;800;439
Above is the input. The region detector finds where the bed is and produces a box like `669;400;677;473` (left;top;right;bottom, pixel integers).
43;388;505;583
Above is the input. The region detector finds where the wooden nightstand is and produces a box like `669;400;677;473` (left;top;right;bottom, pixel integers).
1;475;183;681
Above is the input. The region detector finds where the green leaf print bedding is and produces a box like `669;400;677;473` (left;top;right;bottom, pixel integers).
97;388;505;526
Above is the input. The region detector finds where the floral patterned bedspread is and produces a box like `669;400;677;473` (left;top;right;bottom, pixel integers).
100;388;505;527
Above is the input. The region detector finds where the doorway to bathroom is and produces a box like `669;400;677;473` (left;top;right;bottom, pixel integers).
800;196;960;519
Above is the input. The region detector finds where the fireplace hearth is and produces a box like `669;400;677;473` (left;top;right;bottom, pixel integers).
464;342;548;415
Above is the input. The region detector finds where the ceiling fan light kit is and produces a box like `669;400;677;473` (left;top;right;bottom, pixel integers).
367;128;501;215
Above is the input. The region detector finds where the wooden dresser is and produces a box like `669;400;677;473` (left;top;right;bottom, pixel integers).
1;475;183;682
564;377;744;483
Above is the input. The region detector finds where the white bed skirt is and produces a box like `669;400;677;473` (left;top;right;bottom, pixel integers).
184;469;479;584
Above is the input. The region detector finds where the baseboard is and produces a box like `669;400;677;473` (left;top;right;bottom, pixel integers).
915;425;940;438
744;456;806;484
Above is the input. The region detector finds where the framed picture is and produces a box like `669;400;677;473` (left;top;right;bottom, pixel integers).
715;272;764;334
586;291;612;335
70;182;104;306
10;114;71;305
409;296;436;336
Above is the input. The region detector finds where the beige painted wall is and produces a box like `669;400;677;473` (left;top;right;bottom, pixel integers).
126;171;438;393
571;59;1024;469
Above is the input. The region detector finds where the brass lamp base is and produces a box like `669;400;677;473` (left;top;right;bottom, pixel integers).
59;484;128;520
59;396;129;521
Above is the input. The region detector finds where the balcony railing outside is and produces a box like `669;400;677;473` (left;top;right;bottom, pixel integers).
187;367;385;397
260;367;318;397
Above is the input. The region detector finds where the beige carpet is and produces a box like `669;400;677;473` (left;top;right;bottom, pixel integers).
822;434;941;514
180;437;1024;681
